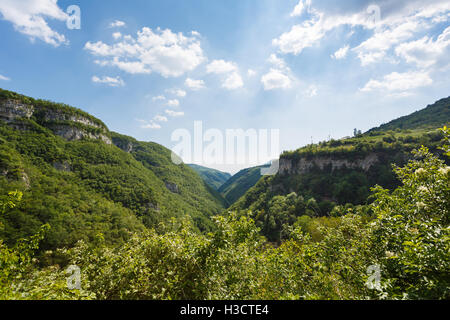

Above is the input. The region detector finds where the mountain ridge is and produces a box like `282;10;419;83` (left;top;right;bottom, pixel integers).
0;88;226;251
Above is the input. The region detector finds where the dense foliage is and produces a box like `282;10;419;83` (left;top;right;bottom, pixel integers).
0;90;226;256
368;96;450;132
188;164;231;191
218;165;266;206
0;130;450;299
1;130;448;299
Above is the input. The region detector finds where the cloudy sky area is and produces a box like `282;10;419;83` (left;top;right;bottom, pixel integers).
0;0;449;173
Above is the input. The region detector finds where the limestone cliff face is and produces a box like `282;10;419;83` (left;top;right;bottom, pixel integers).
42;109;104;129
0;98;111;144
278;153;379;175
0;99;34;121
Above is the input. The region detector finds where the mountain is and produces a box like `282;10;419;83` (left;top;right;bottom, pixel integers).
0;88;226;251
218;165;265;206
231;98;450;241
187;164;231;190
368;96;450;132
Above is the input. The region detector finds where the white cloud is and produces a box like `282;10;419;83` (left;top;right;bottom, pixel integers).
0;74;10;81
273;13;327;55
290;0;311;17
261;69;292;90
85;27;205;78
353;20;420;66
222;72;243;90
112;32;122;40
166;88;186;97
247;69;256;77
395;26;450;68
274;0;450;65
305;85;318;97
165;109;184;117
0;0;68;46
268;54;288;69
166;99;180;107
206;59;243;90
109;20;126;28
206;60;237;74
153;115;168;122
185;78;205;90
331;45;349;60
361;71;432;93
137;119;161;129
152;95;165;101
92;75;125;87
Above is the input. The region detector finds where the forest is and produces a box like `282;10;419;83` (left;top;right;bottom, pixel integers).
1;129;449;299
0;88;448;300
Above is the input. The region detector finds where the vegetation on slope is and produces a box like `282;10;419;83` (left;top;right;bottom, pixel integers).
1;129;448;299
368;96;450;132
187;164;231;190
0;89;226;256
232;97;449;242
218;165;265;206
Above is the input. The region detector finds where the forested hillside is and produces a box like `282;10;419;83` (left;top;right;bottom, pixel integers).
0;88;225;253
369;97;450;132
232;98;449;241
218;165;265;206
0;89;448;300
187;164;231;190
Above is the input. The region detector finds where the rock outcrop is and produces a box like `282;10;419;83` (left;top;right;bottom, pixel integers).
0;99;34;122
165;181;180;194
0;98;111;144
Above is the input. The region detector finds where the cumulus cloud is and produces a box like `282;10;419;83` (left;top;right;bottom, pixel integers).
206;60;237;74
360;71;432;93
85;27;206;78
152;95;165;102
395;26;450;68
112;32;122;40
261;69;292;90
138;119;161;129
353;20;421;66
185;78;205;90
274;0;450;67
0;0;68;46
206;59;243;90
331;45;349;60
261;54;293;90
290;0;311;17
165;109;184;117
153;115;168;122
92;75;125;87
109;20;126;28
0;74;10;81
166;99;180;107
222;72;244;90
166;88;187;97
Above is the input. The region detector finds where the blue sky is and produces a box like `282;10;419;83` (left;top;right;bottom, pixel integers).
0;0;449;173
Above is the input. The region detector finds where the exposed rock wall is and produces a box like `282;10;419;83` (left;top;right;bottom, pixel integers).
0;98;111;144
0;99;34;121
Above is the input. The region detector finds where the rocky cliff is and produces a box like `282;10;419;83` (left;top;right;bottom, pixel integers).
0;97;111;144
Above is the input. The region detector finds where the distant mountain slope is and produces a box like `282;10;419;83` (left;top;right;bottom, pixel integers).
368;97;450;132
218;165;265;206
0;88;226;251
187;164;231;190
232;97;449;241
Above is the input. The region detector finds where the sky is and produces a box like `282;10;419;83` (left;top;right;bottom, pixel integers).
0;0;449;174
